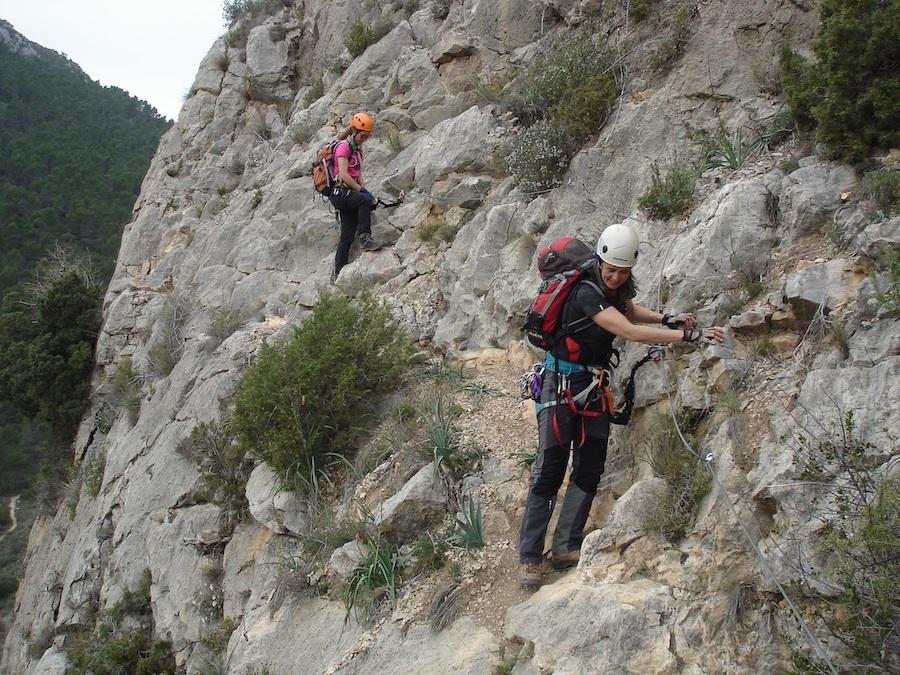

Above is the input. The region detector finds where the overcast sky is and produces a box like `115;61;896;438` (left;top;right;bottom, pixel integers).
0;0;225;121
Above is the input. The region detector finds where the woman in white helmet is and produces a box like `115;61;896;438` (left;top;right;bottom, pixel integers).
519;223;725;587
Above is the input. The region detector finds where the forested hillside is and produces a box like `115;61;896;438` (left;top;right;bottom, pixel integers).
0;25;172;633
0;38;171;291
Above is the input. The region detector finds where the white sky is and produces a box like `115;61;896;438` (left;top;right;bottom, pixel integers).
0;0;225;121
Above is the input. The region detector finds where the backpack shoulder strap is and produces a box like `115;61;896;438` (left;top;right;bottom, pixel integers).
560;276;619;337
331;139;348;175
557;277;599;335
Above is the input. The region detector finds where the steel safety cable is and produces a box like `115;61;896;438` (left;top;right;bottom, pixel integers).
649;226;841;675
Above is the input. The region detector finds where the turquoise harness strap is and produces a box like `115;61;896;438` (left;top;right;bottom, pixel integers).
535;355;608;414
535;400;556;414
545;354;606;375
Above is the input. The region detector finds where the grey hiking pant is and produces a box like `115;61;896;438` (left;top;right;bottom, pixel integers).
519;369;610;564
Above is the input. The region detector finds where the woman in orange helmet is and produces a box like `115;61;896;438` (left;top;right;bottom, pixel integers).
330;112;381;280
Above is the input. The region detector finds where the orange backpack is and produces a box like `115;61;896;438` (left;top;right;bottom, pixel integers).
311;140;338;197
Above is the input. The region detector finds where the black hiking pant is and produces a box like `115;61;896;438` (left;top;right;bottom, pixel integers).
519;369;610;564
330;188;374;275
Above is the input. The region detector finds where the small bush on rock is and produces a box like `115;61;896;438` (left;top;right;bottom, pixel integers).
230;290;412;491
177;418;252;522
345;18;392;58
0;270;101;442
637;160;697;220
63;569;175;675
865;162;900;216
791;413;900;674
506;28;621;196
642;409;712;541
506;119;574;195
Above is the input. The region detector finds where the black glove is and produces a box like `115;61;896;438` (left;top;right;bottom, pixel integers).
663;312;693;328
683;327;719;344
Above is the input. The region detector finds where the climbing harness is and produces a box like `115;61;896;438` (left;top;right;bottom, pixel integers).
329;191;405;228
523;355;613;450
521;345;663;446
553;363;609;450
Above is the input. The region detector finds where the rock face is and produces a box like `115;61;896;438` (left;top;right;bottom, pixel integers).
4;1;899;674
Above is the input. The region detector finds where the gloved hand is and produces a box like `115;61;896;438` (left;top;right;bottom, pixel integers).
663;312;696;328
683;326;725;345
360;189;376;204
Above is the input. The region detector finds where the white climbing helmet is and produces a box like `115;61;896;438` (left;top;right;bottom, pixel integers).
596;224;640;267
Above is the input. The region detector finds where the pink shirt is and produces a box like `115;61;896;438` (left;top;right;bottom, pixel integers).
332;141;363;183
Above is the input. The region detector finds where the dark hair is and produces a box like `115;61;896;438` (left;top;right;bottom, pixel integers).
593;260;638;300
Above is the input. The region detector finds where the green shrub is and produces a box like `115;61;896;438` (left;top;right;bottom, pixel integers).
303;75;325;108
523;31;614;119
409;533;448;574
110;355;142;423
410;360;468;385
224;0;293;47
199;616;240;654
447;497;484;550
506;28;621;195
695;125;761;171
147;293;189;377
345;21;374;59
551;74;619;144
0;271;101;442
778;0;900;162
223;0;291;27
629;0;656;22
792;412;900;674
208;305;243;342
871;246;900;318
642;409;712;542
523;31;618;144
506;119;574;195
119;567;153;616
650;2;696;72
865;163;900;215
65;624;176;675
63;569;175;674
230;290;412;491
637;160;697;220
341;533;406;622
345;18;392;59
420;393;483;482
177;419;253;522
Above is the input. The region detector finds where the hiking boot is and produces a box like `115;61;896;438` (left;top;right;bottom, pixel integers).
520;562;542;587
359;233;383;251
551;550;580;570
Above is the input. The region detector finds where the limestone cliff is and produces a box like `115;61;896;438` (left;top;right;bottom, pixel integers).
4;1;899;674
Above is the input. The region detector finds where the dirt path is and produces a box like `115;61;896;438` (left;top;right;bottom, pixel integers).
0;495;19;544
8;494;18;531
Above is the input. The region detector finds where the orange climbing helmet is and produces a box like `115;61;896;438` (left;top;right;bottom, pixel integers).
351;112;374;132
